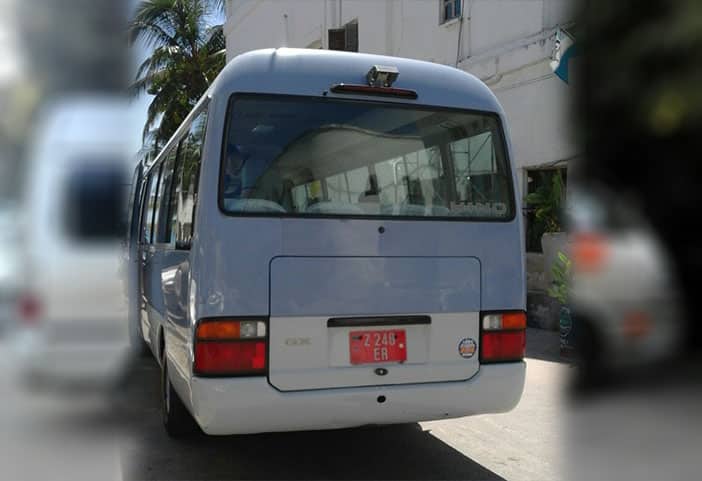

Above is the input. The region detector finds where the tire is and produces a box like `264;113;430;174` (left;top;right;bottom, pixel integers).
128;313;149;357
161;349;198;438
573;320;607;392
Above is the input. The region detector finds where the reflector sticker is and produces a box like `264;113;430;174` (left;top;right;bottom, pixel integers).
458;338;477;359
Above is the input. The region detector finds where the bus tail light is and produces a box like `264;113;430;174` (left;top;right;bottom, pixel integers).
18;293;42;326
480;311;526;363
194;318;267;376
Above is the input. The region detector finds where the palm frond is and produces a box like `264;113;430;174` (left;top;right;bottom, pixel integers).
207;0;226;15
201;24;225;54
131;0;227;152
129;0;183;48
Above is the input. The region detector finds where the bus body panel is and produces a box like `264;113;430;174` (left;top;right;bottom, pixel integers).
269;256;481;391
269;256;481;317
190;217;524;317
187;362;525;436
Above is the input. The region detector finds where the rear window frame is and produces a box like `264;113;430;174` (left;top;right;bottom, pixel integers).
218;93;517;223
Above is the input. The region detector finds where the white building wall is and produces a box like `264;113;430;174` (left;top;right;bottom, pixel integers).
225;0;578;197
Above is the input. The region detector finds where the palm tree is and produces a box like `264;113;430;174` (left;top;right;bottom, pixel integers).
129;0;226;153
210;0;226;14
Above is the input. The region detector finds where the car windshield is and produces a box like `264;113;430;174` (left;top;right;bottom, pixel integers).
220;95;514;220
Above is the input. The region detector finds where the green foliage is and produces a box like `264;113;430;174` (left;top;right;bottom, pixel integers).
129;0;226;153
548;251;571;305
525;170;565;233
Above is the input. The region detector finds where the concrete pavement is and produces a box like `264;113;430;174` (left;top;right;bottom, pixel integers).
0;328;567;480
117;328;566;480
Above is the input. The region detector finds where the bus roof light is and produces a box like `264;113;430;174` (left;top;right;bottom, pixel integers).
330;83;418;99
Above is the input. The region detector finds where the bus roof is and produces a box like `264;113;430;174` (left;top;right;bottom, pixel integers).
210;48;503;114
147;48;506;175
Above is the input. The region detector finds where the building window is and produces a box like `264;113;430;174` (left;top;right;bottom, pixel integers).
441;0;462;24
328;19;358;52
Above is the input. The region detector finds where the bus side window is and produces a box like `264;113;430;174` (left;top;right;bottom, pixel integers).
127;166;141;246
142;167;161;245
166;138;185;246
175;109;207;250
155;147;178;244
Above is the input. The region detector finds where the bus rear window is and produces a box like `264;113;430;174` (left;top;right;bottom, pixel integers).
220;95;514;220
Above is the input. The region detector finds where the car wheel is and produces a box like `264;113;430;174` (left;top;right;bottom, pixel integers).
161;350;198;438
574;321;607;391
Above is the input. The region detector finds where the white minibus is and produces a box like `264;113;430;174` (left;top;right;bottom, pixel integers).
129;49;526;436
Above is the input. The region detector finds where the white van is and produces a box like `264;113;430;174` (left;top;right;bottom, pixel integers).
14;96;133;386
129;49;527;436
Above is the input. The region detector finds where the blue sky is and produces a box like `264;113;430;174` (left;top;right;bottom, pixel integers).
128;1;226;159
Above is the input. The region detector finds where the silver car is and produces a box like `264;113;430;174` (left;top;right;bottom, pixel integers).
568;186;684;382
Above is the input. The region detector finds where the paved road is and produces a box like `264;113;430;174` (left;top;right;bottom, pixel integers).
116;329;566;481
5;328;700;481
0;329;567;481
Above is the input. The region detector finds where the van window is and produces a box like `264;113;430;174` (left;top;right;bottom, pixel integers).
142;165;161;244
63;163;128;242
155;147;178;243
172;109;207;248
221;95;513;220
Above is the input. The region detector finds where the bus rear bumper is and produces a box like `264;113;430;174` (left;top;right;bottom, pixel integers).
189;362;526;435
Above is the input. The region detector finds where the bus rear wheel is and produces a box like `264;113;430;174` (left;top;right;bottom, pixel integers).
161;350;198;438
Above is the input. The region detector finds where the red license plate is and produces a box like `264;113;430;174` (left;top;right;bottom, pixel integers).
349;329;407;365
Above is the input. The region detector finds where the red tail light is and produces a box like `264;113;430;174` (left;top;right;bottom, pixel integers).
194;318;267;376
195;341;266;374
572;232;609;273
480;311;526;363
18;294;42;326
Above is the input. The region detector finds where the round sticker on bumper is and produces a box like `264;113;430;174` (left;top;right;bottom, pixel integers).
458;338;477;359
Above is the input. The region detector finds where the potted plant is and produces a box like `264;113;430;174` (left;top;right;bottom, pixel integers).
548;251;575;358
525;170;567;288
525;170;564;236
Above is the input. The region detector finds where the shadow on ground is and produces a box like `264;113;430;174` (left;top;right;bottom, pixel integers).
526;328;562;363
117;356;505;481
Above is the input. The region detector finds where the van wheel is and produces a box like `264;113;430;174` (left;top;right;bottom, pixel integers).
129;315;148;357
161;350;198;438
